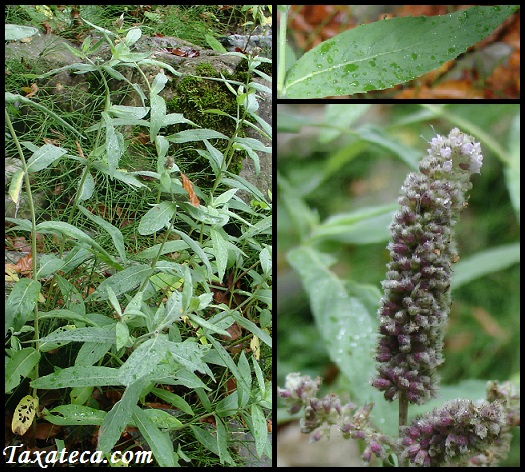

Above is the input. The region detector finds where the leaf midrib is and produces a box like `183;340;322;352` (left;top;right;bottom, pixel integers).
285;38;436;92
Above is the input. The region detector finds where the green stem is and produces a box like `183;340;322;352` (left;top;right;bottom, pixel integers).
398;391;409;466
5;108;40;397
277;6;290;97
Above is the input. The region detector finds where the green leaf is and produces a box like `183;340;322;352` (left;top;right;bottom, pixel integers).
107;286;122;317
26;143;67;173
210;228;228;281
38;309;101;327
37;327;116;345
155;135;169;167
252;356;266;395
287;245;398;435
5;348;41;393
172;369;211;391
213;188;238;207
98;380;145;454
166;341;213;378
77;204;127;265
118;336;167;386
80;17;118;38
308;204;397;245
237;351;251;391
70;63;98;74
205;34;227;53
215;416;234;465
43;405;106;425
207;337;250;393
276;109;313;133
151;387;194;416
77;171;95;201
5;93;85;140
55;274;85;316
252;289;272;307
107;104;149;119
103;112;124;177
150;93;166;142
151;72;168;95
190;425;219;455
231;311;272;348
284;5;519;98
31;366;121;389
35;221;122;270
186;313;231;338
125;28;141;47
167;129;228;143
8;168;25;204
319;104;371;143
5;24;39;41
238;215;271;241
250;404;268;458
506;113;520;223
179;203;229;226
87;264;153;301
75;341;114;367
172;229;213;279
116;322;130;351
234;136;271;153
138;202;177;235
358;126;421;170
141;408;183;430
5;279;41;336
102;65;127;81
222;173;267;203
139;59;180;76
452;243;521;289
91;161;147;189
259;246;272;277
37;254;65;279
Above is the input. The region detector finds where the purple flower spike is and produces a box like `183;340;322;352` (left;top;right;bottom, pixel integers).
372;128;483;405
399;399;506;467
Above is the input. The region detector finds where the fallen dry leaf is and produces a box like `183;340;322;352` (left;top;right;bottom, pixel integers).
21;83;39;98
5;254;33;277
35;422;61;440
180;172;200;207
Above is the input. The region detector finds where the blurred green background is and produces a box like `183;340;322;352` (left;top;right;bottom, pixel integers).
277;104;520;465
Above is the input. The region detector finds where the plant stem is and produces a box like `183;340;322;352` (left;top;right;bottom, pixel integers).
277;6;290;97
398;391;408;429
5;108;40;396
398;390;409;466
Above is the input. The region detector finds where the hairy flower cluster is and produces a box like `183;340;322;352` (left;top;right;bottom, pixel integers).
399;398;506;467
463;381;521;466
277;372;322;415
371;128;483;405
279;373;396;463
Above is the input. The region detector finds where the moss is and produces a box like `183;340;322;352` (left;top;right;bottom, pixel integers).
167;61;251;182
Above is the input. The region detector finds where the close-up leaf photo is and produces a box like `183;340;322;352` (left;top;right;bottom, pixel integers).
277;104;519;467
5;5;272;467
277;5;520;99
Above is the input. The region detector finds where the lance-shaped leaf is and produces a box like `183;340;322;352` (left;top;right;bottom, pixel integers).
283;5;519;98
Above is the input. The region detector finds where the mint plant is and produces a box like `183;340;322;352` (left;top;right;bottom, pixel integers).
278;120;520;467
277;5;519;98
6;17;271;467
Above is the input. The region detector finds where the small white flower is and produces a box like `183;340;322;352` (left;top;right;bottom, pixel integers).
440;147;452;159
